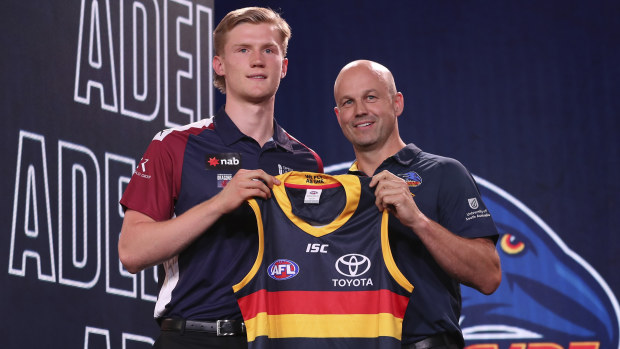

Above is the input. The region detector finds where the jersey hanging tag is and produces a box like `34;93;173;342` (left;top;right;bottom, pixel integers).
304;188;322;204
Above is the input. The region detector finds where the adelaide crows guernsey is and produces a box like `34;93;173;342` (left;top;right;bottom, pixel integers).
234;171;413;348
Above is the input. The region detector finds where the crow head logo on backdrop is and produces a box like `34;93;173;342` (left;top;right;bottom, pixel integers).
462;176;620;349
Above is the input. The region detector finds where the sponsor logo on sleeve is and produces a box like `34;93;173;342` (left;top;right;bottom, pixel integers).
133;158;151;179
468;197;479;209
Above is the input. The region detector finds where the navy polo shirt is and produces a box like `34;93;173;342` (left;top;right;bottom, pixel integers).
349;144;498;346
121;107;322;321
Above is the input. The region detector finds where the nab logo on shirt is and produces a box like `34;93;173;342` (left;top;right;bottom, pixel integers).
268;259;299;280
205;153;242;170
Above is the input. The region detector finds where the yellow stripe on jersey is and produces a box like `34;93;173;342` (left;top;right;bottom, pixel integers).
380;211;414;293
244;312;404;341
233;199;265;293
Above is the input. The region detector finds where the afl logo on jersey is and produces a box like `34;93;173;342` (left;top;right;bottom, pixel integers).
335;254;371;277
268;259;300;280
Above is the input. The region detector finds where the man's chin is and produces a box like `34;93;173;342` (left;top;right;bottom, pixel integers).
353;140;381;152
244;89;279;104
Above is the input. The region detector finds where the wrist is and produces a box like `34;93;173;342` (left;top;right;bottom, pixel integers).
408;212;431;235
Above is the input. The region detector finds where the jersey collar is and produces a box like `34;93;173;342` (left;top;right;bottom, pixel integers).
272;171;361;237
213;106;294;152
348;143;423;176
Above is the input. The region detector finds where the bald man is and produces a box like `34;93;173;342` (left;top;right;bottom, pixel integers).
333;60;502;349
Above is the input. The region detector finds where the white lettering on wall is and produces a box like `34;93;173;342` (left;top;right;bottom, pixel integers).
8;130;157;301
73;0;213;126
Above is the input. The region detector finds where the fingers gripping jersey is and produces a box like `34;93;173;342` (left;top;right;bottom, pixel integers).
234;172;413;349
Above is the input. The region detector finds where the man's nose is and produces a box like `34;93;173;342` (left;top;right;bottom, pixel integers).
250;51;265;67
354;101;368;116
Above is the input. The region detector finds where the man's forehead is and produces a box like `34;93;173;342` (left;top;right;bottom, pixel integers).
336;71;386;95
226;23;281;43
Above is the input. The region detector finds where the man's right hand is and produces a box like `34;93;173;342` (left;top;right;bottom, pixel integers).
213;169;280;215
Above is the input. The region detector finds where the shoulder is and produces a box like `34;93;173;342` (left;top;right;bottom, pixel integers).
145;118;216;157
278;129;324;172
407;151;479;196
283;131;317;153
152;118;215;142
416;151;470;176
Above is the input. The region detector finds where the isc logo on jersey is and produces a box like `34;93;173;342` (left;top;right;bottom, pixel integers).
268;259;299;280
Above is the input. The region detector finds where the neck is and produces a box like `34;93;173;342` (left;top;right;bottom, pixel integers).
354;139;406;176
224;97;276;147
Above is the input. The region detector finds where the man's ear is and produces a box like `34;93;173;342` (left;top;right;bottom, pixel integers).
334;106;340;118
393;92;404;117
213;55;224;76
281;58;289;79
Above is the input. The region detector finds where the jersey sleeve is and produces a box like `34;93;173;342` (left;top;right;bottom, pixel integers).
436;158;499;243
120;134;181;222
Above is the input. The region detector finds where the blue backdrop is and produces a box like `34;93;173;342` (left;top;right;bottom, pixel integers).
2;1;618;348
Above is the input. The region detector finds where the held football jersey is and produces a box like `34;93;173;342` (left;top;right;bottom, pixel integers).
120;109;323;321
234;171;413;349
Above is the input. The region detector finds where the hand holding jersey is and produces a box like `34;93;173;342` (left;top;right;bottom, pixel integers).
370;169;420;222
214;169;281;213
370;169;500;295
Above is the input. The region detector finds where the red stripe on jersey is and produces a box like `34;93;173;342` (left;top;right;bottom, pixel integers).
284;182;342;189
237;289;409;319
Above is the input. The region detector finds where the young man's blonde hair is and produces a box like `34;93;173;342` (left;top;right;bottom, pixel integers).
213;7;292;94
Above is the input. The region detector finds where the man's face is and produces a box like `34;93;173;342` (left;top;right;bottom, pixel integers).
334;66;401;151
214;22;288;103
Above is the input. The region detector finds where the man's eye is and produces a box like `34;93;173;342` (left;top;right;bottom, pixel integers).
265;48;273;53
367;95;377;101
239;48;248;53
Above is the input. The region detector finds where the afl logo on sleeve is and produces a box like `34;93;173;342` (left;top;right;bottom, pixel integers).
268;259;300;280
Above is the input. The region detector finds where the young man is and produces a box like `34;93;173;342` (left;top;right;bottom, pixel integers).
118;7;322;349
333;60;501;349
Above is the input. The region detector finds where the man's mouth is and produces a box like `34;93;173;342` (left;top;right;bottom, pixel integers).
248;74;266;79
355;122;373;128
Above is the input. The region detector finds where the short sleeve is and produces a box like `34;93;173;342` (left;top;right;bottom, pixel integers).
437;158;499;242
120;135;181;221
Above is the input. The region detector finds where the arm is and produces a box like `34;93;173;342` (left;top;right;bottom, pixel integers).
118;169;279;274
370;170;501;295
